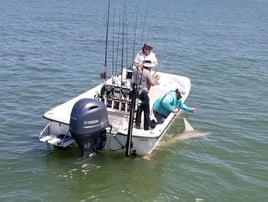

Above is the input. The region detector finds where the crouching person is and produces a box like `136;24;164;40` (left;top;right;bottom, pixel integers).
150;88;196;128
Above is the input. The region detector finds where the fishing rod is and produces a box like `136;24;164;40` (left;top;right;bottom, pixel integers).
132;0;141;61
140;2;149;46
120;1;126;85
111;1;120;84
101;0;111;81
154;55;169;73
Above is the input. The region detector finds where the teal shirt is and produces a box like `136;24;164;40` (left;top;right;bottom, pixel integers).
154;90;192;117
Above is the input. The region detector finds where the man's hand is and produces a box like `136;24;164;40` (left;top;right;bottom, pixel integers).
191;108;196;113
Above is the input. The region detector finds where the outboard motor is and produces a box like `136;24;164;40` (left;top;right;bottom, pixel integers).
69;98;109;158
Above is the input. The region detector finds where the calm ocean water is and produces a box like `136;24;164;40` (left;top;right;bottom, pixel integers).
1;0;268;201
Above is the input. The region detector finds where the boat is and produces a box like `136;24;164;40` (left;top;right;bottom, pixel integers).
39;72;191;157
39;0;192;158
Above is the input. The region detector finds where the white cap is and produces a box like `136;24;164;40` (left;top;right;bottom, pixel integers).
177;87;186;97
143;43;153;50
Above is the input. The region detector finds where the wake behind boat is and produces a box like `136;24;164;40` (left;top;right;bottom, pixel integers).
39;0;193;158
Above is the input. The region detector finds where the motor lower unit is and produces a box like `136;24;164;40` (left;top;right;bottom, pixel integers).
69;98;109;157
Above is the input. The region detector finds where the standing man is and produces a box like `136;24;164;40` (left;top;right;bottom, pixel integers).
133;44;158;69
133;61;158;130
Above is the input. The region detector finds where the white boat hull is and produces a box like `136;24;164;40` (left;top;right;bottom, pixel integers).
39;71;191;157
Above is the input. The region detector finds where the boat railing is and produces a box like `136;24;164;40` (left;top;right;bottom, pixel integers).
95;83;144;129
97;84;134;113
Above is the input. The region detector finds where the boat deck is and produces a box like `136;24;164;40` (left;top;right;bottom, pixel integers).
43;71;190;126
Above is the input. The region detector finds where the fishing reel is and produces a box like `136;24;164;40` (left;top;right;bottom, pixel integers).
100;72;107;79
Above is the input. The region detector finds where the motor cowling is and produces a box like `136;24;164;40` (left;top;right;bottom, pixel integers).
69;98;109;158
